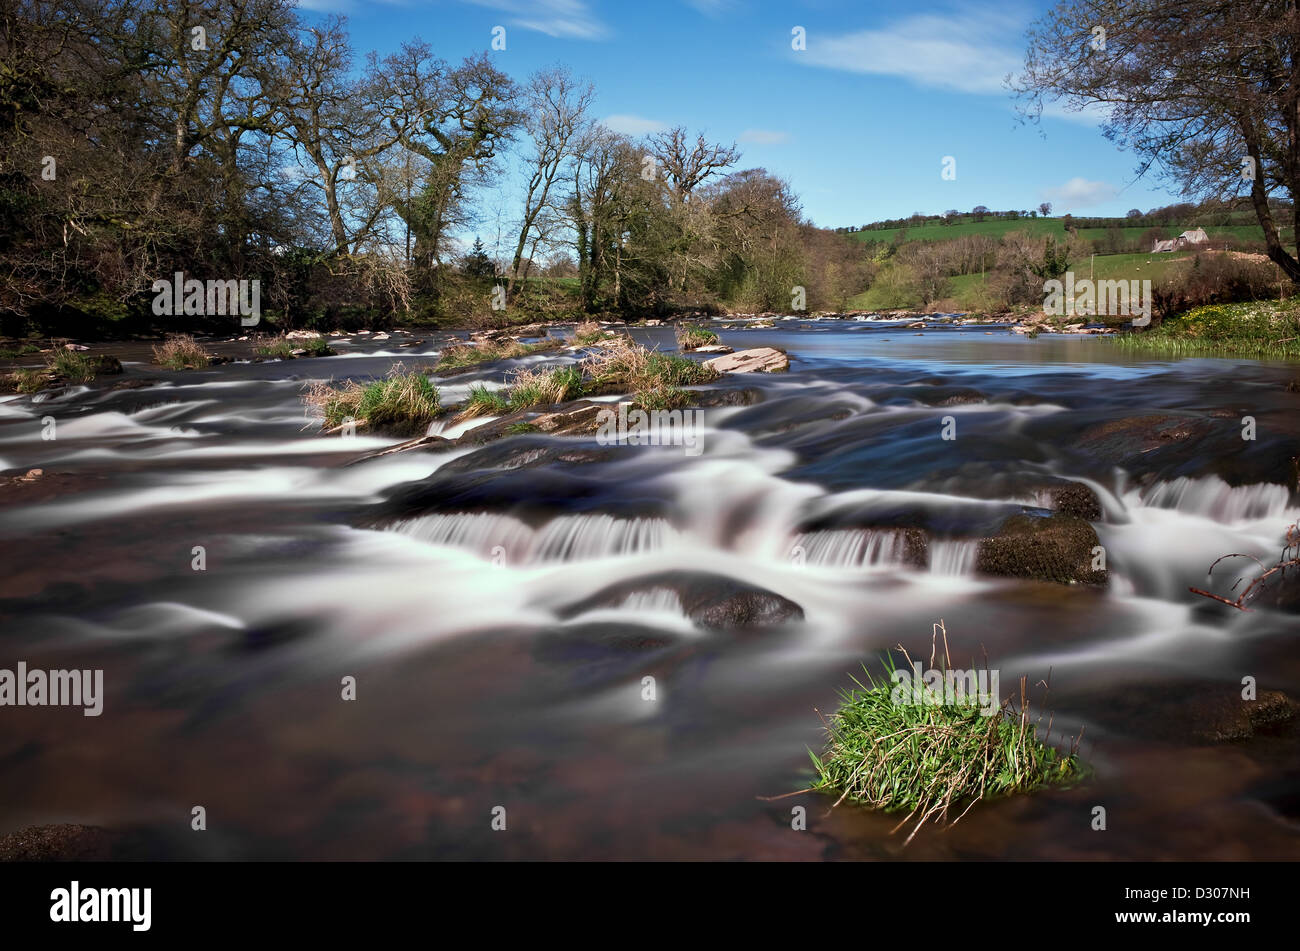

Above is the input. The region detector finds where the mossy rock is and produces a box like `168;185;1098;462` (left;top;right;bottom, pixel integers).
1049;482;1102;520
976;513;1106;585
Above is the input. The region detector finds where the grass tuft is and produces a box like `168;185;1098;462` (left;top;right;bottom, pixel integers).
153;334;213;370
303;365;439;431
809;623;1086;845
675;324;720;351
47;349;96;383
580;336;719;392
572;321;612;346
434;337;558;372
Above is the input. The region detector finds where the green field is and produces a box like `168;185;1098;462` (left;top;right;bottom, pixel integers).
848;214;1276;249
848;250;1201;312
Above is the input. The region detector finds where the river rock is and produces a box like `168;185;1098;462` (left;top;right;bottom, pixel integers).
1048;482;1103;520
976;513;1107;585
705;347;789;373
561;571;804;631
1069;681;1296;745
0;824;114;861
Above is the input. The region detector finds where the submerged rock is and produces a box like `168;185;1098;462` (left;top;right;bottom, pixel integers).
0;824;114;861
976;513;1107;585
1070;681;1296;745
561;571;804;631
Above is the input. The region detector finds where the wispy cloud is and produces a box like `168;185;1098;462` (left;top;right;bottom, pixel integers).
466;0;610;41
1036;99;1109;127
739;128;790;145
603;114;669;136
801;11;1023;95
1042;177;1120;209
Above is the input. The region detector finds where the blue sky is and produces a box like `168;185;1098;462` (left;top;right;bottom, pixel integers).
297;0;1185;229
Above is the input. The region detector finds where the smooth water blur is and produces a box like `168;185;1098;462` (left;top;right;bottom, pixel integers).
0;324;1298;860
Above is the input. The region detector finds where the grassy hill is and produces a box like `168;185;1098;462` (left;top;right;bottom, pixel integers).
847;249;1259;312
847;213;1280;249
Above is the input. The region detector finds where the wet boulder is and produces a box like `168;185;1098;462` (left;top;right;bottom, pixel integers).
1048;482;1102;520
705;347;789;373
561;571;804;631
976;513;1107;585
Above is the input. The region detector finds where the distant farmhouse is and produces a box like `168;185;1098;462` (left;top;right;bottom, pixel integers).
1152;228;1209;252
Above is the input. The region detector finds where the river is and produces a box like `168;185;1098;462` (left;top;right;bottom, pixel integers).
1;318;1298;860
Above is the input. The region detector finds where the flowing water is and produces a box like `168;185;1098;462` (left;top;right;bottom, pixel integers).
2;321;1299;860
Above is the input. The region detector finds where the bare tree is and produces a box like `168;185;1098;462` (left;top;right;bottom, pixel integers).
507;66;593;298
370;46;522;273
1014;0;1300;282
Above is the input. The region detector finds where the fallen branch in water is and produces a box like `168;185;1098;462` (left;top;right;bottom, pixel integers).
1190;521;1300;610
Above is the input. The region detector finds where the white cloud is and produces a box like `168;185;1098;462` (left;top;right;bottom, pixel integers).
603;114;669;136
802;11;1023;95
739;129;790;145
1042;177;1120;209
466;0;609;41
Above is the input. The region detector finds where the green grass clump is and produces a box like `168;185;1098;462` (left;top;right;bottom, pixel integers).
809;634;1085;844
455;366;584;420
505;365;583;410
581;336;719;392
461;383;511;418
0;343;40;358
304;366;440;430
300;337;334;357
675;324;719;351
633;385;688;411
153;334;213;370
9;367;50;393
434;337;558;372
1114;298;1300;359
505;422;539;435
256;336;334;360
47;349;96;383
256;338;297;359
572;321;613;346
